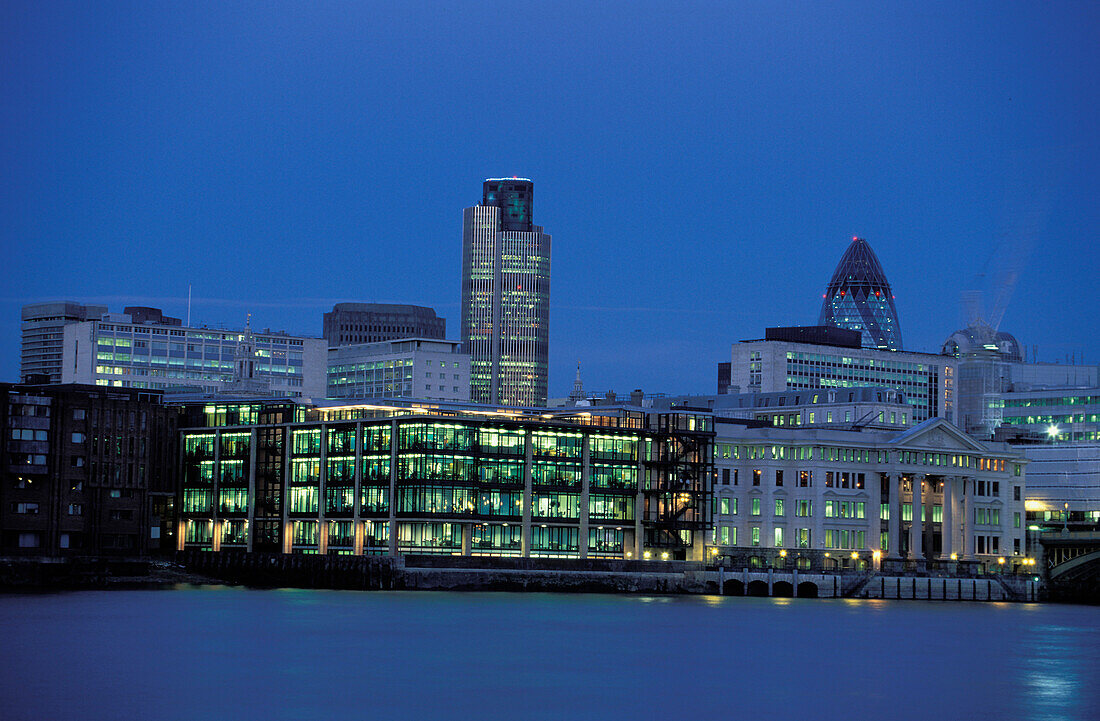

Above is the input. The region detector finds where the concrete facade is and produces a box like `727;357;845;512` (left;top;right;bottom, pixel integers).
20;302;108;383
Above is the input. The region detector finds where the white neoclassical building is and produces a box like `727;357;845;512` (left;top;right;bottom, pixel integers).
710;417;1028;569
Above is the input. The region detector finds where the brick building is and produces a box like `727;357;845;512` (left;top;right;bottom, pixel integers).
1;383;178;555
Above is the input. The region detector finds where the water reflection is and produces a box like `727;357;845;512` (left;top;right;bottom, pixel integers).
0;590;1096;721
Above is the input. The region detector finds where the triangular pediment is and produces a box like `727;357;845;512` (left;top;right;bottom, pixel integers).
889;418;988;453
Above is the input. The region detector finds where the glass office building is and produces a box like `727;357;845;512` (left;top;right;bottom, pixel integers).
819;237;904;351
461;179;551;407
177;400;713;561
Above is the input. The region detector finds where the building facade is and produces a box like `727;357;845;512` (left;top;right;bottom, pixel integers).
1;383;178;556
731;328;953;424
1017;443;1100;533
709;418;1028;568
21;301;108;383
818;237;904;351
60;310;327;398
177;400;712;561
327;339;471;402
323;303;446;347
656;387;915;432
460;178;551;407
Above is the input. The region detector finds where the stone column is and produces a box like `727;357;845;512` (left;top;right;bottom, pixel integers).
888;474;902;559
910;474;923;560
962;477;973;559
941;476;954;559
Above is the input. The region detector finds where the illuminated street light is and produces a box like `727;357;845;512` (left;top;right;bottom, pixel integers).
1047;424;1059;439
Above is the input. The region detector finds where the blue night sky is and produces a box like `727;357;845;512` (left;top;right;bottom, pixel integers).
2;1;1098;396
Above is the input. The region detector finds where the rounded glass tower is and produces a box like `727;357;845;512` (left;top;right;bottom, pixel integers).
818;237;904;351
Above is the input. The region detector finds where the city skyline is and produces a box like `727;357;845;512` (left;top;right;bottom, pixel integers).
2;3;1098;397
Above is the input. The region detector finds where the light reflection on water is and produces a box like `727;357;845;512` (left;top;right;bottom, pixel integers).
0;589;1097;721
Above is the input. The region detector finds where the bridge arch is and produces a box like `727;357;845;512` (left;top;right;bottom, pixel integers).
722;579;744;596
797;581;819;598
773;580;794;597
1050;549;1100;581
746;580;769;597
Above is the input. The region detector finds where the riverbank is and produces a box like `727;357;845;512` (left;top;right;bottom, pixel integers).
0;552;1054;602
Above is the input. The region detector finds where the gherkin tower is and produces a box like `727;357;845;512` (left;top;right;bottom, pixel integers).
818;237;904;351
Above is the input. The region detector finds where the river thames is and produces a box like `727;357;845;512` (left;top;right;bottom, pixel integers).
1;588;1097;720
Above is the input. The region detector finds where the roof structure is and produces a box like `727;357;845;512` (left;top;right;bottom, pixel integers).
818;237;904;351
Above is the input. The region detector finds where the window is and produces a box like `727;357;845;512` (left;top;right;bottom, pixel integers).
752;469;761;486
751;527;761;546
774;499;785;517
721;468;730;485
68;503;83;516
72;432;86;443
774;527;784;547
73;409;86;420
720;498;731;515
775;470;783;487
71;456;85;467
12;502;39;515
751;498;761;516
795;500;812;517
1013;486;1021;501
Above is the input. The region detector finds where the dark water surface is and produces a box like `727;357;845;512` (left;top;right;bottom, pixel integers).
2;588;1098;721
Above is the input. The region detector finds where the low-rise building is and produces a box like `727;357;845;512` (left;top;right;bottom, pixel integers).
327;338;470;402
1;383;178;556
656;387;914;431
176;399;713;561
710;417;1028;570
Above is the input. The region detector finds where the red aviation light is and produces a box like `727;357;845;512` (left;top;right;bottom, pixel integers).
874;290;881;297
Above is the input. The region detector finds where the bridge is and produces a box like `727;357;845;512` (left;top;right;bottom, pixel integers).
1035;531;1100;602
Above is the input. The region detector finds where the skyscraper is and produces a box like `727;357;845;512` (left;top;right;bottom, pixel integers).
461;178;551;406
818;237;904;351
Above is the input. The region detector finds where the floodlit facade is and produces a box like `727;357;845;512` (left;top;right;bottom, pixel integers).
461;178;551;406
60;311;327;398
177;400;713;561
731;329;954;424
710;418;1028;568
327;338;470;402
818;237;904;351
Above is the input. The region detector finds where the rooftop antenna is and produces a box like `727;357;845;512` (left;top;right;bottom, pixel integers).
186;284;192;326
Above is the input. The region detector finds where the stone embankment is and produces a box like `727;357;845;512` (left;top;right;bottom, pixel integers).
0;553;1043;602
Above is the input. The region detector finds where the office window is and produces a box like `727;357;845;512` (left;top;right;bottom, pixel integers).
752;469;761;486
721;468;730;485
751;527;760;546
774;499;785;517
774;527;784;547
720;497;731;515
751;498;761;516
775;469;783;487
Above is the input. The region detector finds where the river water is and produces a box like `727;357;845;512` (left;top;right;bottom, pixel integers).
1;588;1097;721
